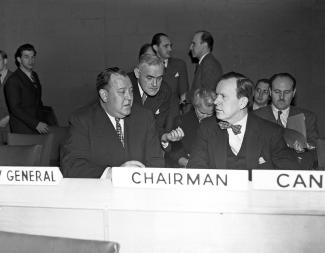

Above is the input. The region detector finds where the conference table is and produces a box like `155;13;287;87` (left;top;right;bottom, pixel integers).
0;174;325;253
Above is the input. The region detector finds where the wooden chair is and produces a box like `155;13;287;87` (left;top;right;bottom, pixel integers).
7;133;54;166
316;137;325;169
0;231;120;253
48;126;69;166
0;144;42;166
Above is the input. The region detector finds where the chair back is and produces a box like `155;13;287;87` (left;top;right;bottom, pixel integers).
48;126;69;166
316;138;325;168
0;144;42;166
7;133;54;166
0;231;120;253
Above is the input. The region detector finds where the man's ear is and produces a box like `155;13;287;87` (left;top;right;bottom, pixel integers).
99;89;108;102
292;88;296;98
16;57;21;65
134;67;140;79
152;45;158;53
239;97;248;109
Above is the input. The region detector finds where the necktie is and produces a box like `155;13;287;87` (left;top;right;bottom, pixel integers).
141;93;147;104
115;118;124;146
218;121;242;135
277;110;284;127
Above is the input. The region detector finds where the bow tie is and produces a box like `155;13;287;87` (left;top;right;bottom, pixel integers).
218;121;242;135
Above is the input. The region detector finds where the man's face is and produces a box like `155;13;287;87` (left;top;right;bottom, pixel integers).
0;55;7;72
155;36;172;59
17;50;35;71
136;64;164;96
271;76;296;110
190;32;205;59
101;74;133;118
214;78;246;124
254;81;270;106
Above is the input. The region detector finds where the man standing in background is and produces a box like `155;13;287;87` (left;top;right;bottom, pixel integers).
152;33;189;128
189;30;223;100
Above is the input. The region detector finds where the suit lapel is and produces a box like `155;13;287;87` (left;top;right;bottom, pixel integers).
213;124;227;168
245;114;262;169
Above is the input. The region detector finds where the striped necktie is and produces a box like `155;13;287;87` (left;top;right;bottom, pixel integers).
277;110;284;127
115;118;124;146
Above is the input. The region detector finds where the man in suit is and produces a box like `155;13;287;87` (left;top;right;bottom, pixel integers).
4;44;52;134
62;67;165;178
189;30;223;100
254;73;319;169
252;78;271;110
151;33;189;128
254;73;319;147
0;50;12;143
130;54;184;148
188;72;300;174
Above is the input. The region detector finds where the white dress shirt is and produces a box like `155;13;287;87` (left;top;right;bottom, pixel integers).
198;53;209;65
227;114;248;156
105;112;124;135
271;104;290;127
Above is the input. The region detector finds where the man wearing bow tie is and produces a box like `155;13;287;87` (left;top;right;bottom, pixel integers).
188;72;300;173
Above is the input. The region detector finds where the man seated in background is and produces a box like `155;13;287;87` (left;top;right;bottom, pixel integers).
129;53;184;148
0;50;12;143
61;67;165;178
252;78;271;110
151;33;189;128
187;72;301;173
4;43;56;134
166;88;215;168
254;72;319;168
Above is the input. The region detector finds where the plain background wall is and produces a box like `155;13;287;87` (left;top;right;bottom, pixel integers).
0;0;324;136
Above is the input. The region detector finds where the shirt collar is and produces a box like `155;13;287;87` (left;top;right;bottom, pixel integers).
271;104;290;117
137;82;144;97
199;53;209;64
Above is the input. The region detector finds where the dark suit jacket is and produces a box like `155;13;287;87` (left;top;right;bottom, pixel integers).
4;68;46;134
190;53;222;99
167;108;200;167
254;105;319;146
0;70;12;118
61;102;165;178
188;113;300;170
164;58;189;128
128;72;172;135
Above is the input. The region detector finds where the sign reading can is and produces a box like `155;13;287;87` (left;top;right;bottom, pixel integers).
252;170;325;191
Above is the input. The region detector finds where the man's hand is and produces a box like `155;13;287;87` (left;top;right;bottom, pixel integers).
0;115;9;128
36;122;49;134
292;140;305;153
161;127;185;143
120;160;145;168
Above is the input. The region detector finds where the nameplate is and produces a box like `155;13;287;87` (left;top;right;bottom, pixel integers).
111;167;248;190
0;167;63;185
252;170;325;191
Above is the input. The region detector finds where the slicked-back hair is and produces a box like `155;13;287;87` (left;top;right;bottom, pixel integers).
96;67;128;93
138;54;164;70
269;72;296;91
151;33;168;47
219;71;254;108
14;43;37;67
138;43;155;59
192;88;216;108
196;30;214;51
0;50;8;59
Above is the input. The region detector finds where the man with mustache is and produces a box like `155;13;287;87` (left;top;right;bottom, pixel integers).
62;67;165;178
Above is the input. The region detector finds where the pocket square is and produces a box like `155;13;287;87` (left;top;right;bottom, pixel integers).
155;109;160;115
175;72;179;78
258;157;266;164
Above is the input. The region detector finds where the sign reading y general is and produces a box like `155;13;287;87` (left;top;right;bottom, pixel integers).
0;167;63;185
252;170;325;191
111;167;248;190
